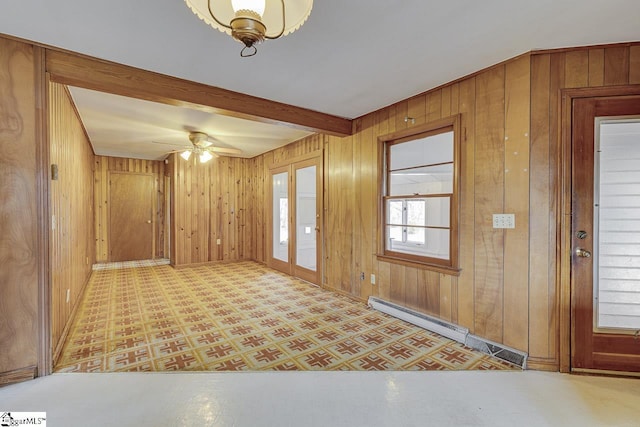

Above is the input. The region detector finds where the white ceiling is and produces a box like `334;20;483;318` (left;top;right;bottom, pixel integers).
2;0;640;159
69;87;313;160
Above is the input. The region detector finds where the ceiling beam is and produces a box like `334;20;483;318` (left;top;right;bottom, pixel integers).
45;49;352;137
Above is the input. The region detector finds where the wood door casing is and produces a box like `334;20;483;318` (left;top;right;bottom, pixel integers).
109;172;155;262
571;95;640;373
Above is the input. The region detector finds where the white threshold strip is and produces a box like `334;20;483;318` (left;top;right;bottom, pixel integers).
368;297;528;369
92;258;171;271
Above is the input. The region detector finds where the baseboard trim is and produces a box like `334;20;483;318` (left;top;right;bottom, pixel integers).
526;357;559;372
572;368;640;378
171;259;247;269
324;285;367;303
52;272;93;366
0;366;37;387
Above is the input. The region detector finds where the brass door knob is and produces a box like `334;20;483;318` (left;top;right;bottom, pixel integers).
146;220;152;224
575;248;591;258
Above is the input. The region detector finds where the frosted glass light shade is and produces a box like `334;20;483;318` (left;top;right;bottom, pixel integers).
200;151;214;163
232;0;265;16
184;0;313;38
180;150;192;161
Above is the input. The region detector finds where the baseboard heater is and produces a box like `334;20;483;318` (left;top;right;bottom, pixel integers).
367;297;527;369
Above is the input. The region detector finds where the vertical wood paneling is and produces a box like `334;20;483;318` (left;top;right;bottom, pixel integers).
503;55;531;350
94;156;165;263
473;66;506;343
389;264;406;305
49;82;95;360
457;78;476;331
324;135;354;293
604;46;630;86
404;267;419;311
407;95;426;125
630;46;640;84
546;52;565;362
439;274;452;322
354;114;377;301
417;269;440;317
441;86;452;117
170;152;254;266
426;90;442;122
529;54;552;359
588;48;605;87
565;51;589;88
0;38;38;377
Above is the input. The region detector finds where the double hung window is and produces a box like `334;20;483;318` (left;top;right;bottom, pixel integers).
380;116;460;272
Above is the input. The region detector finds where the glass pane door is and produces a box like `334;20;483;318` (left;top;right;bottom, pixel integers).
595;118;640;331
268;157;321;285
272;171;288;263
295;165;317;272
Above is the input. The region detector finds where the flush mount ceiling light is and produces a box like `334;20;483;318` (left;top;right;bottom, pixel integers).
184;0;313;57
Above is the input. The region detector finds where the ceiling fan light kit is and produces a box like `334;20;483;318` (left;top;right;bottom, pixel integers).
178;131;219;163
160;131;242;163
184;0;313;57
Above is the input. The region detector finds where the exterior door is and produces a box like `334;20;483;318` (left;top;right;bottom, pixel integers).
109;172;155;262
292;159;321;284
269;165;290;274
571;95;640;373
268;157;322;284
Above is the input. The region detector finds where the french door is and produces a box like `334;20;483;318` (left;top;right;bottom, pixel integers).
571;94;640;373
268;157;322;284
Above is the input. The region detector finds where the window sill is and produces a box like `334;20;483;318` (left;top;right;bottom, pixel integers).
376;254;461;276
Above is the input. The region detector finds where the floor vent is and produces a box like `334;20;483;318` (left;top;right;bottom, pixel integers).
465;334;527;369
368;297;468;343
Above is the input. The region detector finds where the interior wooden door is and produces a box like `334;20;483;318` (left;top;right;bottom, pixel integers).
109;172;155;262
267;157;322;285
571;95;640;373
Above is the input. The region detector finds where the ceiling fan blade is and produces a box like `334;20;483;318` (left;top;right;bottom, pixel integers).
208;146;243;155
151;140;189;147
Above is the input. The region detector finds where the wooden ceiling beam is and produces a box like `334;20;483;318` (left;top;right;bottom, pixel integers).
45;49;352;137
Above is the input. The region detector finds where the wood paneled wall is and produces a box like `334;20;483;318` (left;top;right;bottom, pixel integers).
169;153;254;266
0;38;39;382
528;44;640;368
94;156;166;262
49;82;96;360
248;43;640;370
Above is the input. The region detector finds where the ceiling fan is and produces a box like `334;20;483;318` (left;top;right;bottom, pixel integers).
155;131;243;163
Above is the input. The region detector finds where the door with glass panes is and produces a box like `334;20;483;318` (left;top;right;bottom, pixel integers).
571;95;640;373
268;157;321;284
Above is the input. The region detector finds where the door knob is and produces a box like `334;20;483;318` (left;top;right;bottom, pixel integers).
146;220;152;224
575;248;591;258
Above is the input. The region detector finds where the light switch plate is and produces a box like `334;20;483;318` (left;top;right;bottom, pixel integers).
493;214;515;229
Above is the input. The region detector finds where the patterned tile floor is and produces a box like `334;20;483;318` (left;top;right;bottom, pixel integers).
56;261;516;372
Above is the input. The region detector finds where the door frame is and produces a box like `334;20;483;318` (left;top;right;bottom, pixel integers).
559;84;640;372
266;150;323;285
